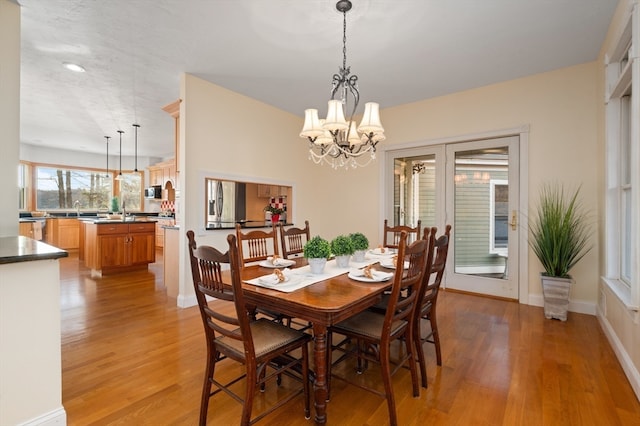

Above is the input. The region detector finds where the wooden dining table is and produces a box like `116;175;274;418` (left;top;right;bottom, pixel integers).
223;258;392;424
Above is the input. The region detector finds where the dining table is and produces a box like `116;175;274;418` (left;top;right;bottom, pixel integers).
222;254;395;424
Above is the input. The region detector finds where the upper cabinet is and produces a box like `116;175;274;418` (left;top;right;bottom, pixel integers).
161;99;181;176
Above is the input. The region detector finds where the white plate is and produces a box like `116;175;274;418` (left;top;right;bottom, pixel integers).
368;247;396;256
259;258;296;268
348;269;393;283
379;259;409;269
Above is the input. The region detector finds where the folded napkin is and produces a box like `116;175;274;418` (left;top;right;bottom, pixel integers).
267;256;291;267
349;268;393;281
258;268;293;285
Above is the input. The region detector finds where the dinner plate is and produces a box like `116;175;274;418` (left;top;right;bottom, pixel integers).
368;247;396;256
348;269;393;283
259;258;296;268
379;259;409;269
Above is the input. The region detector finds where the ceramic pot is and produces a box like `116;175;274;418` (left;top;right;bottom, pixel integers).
352;250;366;262
271;214;280;223
308;258;327;274
335;255;350;268
541;274;573;321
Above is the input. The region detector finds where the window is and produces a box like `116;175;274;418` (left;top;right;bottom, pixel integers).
18;163;28;210
36;166;112;210
604;9;638;308
118;172;143;212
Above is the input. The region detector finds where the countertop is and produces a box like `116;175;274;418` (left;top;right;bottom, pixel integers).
82;218;159;224
0;236;68;264
206;221;291;230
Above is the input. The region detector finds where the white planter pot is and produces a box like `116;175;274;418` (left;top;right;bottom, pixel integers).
541;275;573;321
335;255;350;268
352;250;366;262
308;258;327;274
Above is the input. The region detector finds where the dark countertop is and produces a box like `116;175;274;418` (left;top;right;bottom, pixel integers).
205;220;291;230
83;218;158;224
0;236;68;264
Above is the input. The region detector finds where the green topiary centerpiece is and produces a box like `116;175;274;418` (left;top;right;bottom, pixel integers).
304;236;331;274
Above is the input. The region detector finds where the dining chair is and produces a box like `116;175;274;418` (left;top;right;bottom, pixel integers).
235;223;279;266
186;230;311;426
327;231;429;426
277;220;310;259
414;224;451;388
235;224;293;325
383;219;422;248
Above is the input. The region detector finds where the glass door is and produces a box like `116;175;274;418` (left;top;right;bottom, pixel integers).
385;135;520;300
445;136;519;299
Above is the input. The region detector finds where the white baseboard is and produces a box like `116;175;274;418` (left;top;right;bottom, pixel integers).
177;293;197;308
18;407;66;426
597;305;640;402
528;294;596;315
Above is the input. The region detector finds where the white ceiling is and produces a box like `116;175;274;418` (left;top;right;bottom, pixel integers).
18;0;618;159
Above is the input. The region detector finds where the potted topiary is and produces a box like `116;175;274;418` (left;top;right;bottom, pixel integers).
349;232;369;262
303;236;331;274
529;182;592;321
263;205;284;222
331;235;355;268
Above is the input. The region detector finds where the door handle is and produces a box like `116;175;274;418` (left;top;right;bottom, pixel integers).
510;210;517;230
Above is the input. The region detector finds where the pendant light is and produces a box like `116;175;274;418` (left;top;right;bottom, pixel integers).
104;136;111;177
115;130;124;181
132;124;140;173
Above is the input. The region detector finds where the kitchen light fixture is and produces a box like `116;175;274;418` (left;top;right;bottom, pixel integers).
132;124;140;173
115;130;124;181
104;136;111;177
300;0;385;169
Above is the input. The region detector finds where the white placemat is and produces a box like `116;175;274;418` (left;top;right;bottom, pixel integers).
244;257;379;292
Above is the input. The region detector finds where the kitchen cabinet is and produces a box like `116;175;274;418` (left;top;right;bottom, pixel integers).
154;218;175;248
162;99;181;176
19;221;43;240
84;222;156;276
45;218;79;249
150;168;163;186
257;184;287;198
148;159;176;199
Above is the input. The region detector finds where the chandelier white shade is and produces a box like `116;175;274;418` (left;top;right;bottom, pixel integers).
300;0;385;169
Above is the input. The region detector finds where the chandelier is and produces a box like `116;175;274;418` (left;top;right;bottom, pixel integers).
299;0;385;170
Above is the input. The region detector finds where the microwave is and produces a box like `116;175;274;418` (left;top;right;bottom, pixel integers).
145;186;162;199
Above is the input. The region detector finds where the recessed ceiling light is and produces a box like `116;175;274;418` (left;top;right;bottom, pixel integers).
63;62;85;73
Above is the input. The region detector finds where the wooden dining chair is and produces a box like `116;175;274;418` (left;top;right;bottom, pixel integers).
277;220;310;259
235;223;279;266
414;224;451;388
186;230;311;426
327;231;429;426
235;223;292;325
383;219;422;248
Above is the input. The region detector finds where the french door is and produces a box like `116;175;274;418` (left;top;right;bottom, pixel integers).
385;135;521;300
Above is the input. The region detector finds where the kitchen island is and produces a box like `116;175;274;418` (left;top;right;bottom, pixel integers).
83;219;157;277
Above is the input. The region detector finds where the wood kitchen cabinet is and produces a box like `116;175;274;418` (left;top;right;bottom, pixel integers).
45;218;79;249
257;184;287;198
154;218;175;248
84;222;156;276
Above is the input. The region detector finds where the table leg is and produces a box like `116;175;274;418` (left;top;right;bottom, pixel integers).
312;323;328;424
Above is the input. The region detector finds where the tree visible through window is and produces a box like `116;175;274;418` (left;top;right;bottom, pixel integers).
36;166;112;210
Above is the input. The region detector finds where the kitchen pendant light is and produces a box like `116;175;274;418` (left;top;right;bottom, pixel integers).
132;124;140;173
115;130;124;181
104;136;111;177
299;0;385;170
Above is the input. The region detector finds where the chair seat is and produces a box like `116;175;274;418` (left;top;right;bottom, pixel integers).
217;318;311;359
331;310;407;340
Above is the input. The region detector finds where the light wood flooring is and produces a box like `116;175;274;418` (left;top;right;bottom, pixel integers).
59;251;640;425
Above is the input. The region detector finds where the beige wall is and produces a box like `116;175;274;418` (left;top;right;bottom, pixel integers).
0;0;20;237
381;62;601;305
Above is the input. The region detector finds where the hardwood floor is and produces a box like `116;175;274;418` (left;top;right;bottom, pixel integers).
59;251;640;425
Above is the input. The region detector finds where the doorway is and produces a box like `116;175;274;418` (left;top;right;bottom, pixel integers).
384;132;525;300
